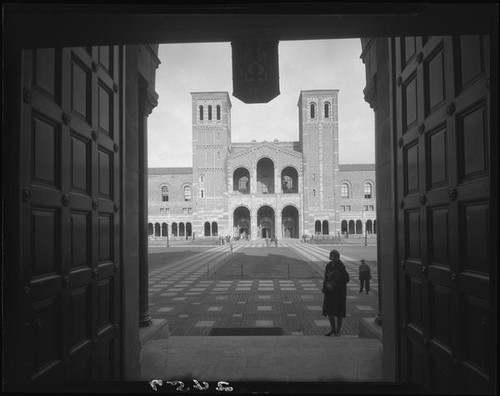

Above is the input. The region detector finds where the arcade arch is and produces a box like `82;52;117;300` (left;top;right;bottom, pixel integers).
257;205;275;238
281;166;298;193
282;205;299;238
233;167;250;193
256;157;275;194
233;206;251;238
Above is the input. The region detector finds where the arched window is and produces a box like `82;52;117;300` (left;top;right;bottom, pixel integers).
310;103;316;119
148;223;153;235
324;102;330;118
186;222;192;237
208;105;212;120
161;222;168;237
199;105;203;120
282;175;293;192
216;105;221;120
179;222;185;237
341;220;347;234
356;220;363;234
364;182;372;198
204;222;210;237
348;220;355;234
211;222;218;236
366;220;373;234
154;223;160;237
313;189;316;197
341;183;349;198
184;185;191;201
322;220;329;235
199;175;205;183
239;176;249;192
315;220;321;235
200;189;204;198
161;186;169;202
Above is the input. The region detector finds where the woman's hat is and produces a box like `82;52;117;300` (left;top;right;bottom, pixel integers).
329;250;340;259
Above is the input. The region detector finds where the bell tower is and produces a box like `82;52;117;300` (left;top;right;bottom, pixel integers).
298;90;340;236
191;92;232;237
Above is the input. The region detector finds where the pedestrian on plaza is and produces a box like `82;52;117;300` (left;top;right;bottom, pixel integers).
322;249;350;336
358;259;371;294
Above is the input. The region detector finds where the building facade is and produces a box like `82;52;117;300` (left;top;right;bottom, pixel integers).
148;90;376;239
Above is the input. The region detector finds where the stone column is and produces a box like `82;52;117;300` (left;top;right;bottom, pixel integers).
361;38;383;327
251;164;257;194
276;206;282;239
251;207;258;239
139;88;158;328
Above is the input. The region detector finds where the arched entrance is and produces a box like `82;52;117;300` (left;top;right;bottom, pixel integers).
341;220;347;234
256;157;275;194
257;205;275;238
366;220;373;234
322;220;329;235
234;206;251;238
356;220;362;234
204;221;210;237
282;206;299;238
315;220;321;235
348;220;355;235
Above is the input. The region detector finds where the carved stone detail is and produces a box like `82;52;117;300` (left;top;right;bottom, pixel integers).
143;90;159;117
363;75;377;110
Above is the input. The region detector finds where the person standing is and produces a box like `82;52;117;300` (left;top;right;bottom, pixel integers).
358;259;371;294
322;250;350;336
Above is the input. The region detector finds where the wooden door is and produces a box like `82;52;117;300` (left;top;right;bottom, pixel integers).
20;45;122;382
395;35;492;392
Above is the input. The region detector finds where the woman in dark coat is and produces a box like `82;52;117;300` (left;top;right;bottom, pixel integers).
322;249;350;336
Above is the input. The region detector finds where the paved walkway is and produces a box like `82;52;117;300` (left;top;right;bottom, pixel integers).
141;240;382;384
148;239;378;336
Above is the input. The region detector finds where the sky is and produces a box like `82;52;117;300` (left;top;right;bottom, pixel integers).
148;39;374;168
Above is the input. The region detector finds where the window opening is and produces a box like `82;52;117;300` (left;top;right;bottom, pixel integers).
364;182;372;198
161;185;169;202
310;102;316;118
184;185;192;201
341;183;349;198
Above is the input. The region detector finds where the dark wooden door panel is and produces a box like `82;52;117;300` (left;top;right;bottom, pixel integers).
395;35;491;392
20;46;121;382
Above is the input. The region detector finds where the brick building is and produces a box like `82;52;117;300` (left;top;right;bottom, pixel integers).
148;90;376;239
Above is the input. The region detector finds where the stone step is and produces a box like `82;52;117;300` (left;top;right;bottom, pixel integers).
139;335;382;382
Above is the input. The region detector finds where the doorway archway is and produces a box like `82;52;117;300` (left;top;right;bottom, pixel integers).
282;205;299;238
257;205;275;238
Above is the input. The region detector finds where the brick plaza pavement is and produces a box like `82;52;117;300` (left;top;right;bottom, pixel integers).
148;239;378;337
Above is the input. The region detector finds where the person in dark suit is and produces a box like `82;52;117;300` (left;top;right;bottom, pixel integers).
358;259;371;294
322;250;350;336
